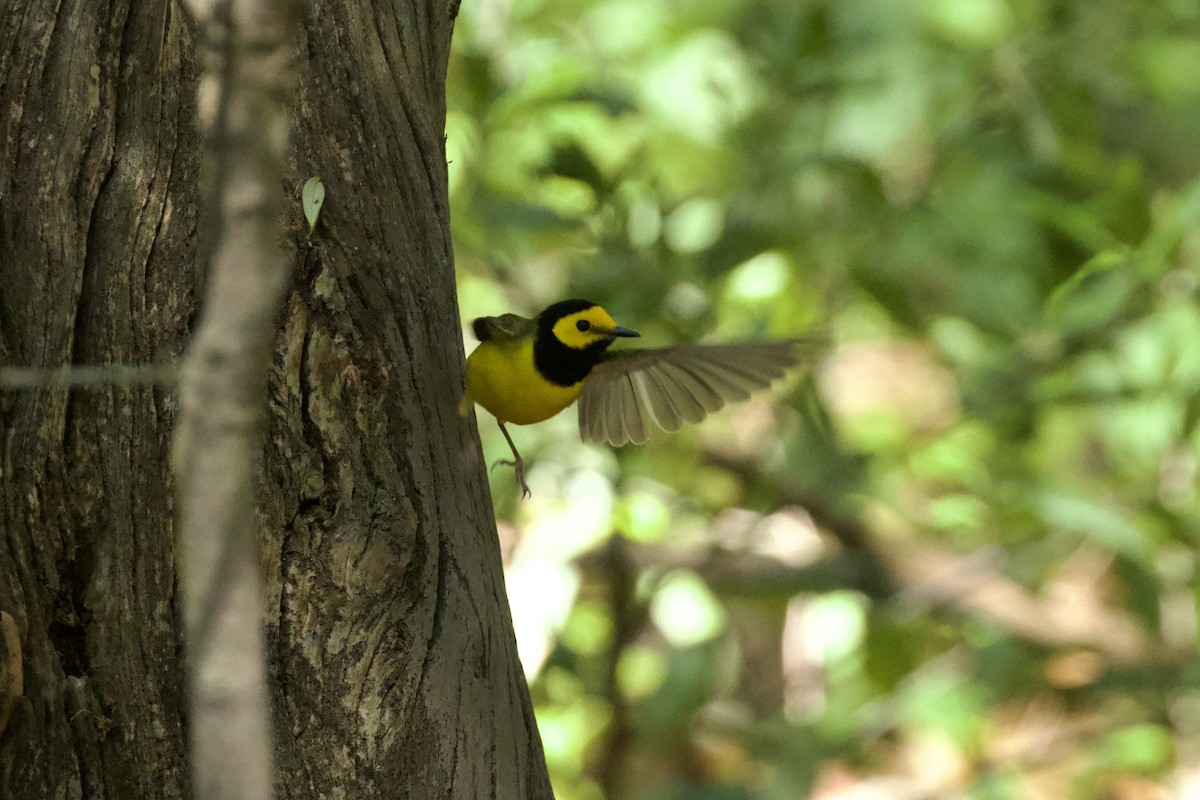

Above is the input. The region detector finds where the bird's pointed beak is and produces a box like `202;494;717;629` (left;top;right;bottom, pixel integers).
604;325;640;338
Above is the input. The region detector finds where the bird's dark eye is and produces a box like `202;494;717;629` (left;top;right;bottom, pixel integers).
576;320;591;332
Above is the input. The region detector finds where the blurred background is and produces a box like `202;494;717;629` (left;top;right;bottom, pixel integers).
446;1;1200;797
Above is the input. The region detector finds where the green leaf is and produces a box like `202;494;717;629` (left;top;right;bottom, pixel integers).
302;176;325;234
898;670;989;749
1034;491;1156;566
1097;723;1174;773
1044;250;1135;336
650;571;726;647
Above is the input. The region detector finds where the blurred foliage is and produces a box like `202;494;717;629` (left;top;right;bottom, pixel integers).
447;0;1200;797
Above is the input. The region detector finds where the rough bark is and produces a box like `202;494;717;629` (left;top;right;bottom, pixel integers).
0;1;199;796
0;0;553;797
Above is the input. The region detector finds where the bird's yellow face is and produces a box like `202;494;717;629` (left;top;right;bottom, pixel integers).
551;305;627;349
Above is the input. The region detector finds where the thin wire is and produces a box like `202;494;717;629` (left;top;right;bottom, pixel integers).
0;364;178;390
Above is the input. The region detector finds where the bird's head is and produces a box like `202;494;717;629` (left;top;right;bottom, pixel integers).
539;299;640;350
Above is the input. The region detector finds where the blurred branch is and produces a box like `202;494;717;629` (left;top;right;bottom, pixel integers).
172;0;299;797
578;544;880;599
891;544;1161;664
701;450;896;596
0;364;177;390
586;534;1177;667
694;451;1185;667
593;536;643;800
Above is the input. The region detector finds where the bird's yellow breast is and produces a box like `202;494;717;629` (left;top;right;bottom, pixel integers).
464;337;585;425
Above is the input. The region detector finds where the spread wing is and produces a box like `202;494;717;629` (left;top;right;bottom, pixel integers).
577;339;823;446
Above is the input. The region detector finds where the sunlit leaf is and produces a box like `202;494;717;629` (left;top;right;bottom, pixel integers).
650;571;726;647
1097;723;1175;773
1034;492;1156;565
302;176;324;233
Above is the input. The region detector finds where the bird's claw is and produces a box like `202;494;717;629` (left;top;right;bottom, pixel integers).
491;458;531;499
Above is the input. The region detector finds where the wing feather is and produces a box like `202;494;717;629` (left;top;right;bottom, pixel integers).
636;365;686;431
615;372;646;446
680;359;755;401
578;339;823;445
577;378;601;442
653;360;725;417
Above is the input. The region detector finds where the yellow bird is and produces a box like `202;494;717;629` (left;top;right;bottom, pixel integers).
460;299;818;497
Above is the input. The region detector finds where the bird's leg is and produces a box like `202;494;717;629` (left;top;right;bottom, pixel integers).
491;421;531;499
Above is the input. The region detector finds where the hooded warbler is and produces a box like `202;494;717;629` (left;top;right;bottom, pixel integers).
460;298;820;497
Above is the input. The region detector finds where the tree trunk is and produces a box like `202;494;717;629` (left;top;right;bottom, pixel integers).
0;0;553;797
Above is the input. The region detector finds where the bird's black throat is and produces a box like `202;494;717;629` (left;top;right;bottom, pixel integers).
534;317;613;387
